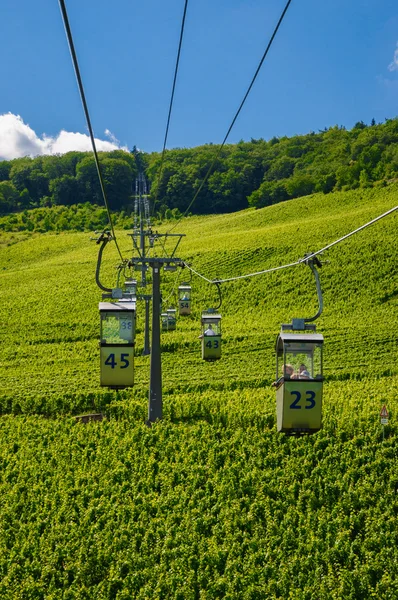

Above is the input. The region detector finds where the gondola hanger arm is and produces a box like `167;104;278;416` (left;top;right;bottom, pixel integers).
303;253;324;323
94;231;124;297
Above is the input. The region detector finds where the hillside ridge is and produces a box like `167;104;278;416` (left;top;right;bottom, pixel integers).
0;183;397;598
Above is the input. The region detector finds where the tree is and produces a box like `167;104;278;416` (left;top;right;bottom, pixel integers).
9;160;33;192
28;171;50;204
359;169;372;188
76;155;133;209
19;188;31;209
335;163;361;190
248;180;289;208
0;161;11;182
9;160;49;205
285;174;315;198
102;158;133;210
50;175;81;206
265;156;296;181
76;156;101;204
106;150;137;175
315;173;336;194
0;181;19;213
59;152;87;176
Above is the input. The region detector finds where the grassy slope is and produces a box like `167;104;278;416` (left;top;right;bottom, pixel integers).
0;185;397;598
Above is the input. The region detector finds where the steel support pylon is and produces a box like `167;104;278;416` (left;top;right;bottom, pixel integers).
148;262;162;423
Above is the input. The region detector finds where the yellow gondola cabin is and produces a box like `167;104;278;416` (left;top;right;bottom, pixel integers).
161;312;169;331
275;332;324;435
167;308;177;331
99;301;135;388
201;310;222;360
178;283;191;315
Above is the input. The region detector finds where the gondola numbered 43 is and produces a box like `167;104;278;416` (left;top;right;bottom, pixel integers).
201;309;222;360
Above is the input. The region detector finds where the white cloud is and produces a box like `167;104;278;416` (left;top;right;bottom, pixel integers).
388;42;398;72
0;113;127;161
104;128;120;146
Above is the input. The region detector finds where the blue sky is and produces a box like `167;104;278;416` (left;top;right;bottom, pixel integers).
0;0;397;159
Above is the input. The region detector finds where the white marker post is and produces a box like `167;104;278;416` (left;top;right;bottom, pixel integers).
380;405;389;440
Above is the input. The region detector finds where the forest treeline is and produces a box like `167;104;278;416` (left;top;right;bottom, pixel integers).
149;118;398;214
0;118;398;231
0;150;139;216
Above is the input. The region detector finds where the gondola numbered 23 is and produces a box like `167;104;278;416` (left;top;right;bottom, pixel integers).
274;254;325;435
275;329;324;434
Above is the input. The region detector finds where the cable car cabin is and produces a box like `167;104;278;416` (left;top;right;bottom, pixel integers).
178;284;191;315
124;279;137;299
99;301;135;388
275;333;324;435
166;308;177;331
201;311;221;360
161;312;169;332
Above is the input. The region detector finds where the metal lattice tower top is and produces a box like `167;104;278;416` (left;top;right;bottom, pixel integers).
131;172;153;287
133;172;151;233
133;179;139;233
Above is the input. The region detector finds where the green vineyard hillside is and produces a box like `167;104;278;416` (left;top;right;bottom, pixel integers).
0;185;397;598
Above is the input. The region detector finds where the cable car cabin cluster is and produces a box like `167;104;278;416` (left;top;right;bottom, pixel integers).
161;285;192;331
167;308;177;330
178;283;191;315
161;312;169;331
201;309;222;361
275;331;324;435
99;301;136;388
162;308;177;331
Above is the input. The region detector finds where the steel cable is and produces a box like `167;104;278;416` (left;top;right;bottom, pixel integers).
167;0;294;233
182;204;398;285
58;0;125;262
152;0;189;218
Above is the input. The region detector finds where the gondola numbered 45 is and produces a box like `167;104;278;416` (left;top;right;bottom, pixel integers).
99;300;136;388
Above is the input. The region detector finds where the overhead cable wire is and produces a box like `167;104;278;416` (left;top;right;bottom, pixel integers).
181;262;214;284
296;205;398;264
58;0;124;262
183;204;398;285
162;268;182;306
157;235;169;259
152;0;189;218
183;258;301;284
167;0;294;233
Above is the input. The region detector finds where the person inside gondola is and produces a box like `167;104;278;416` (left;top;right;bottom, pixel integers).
298;363;311;379
285;364;295;379
272;363;296;388
199;323;217;339
204;324;216;336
